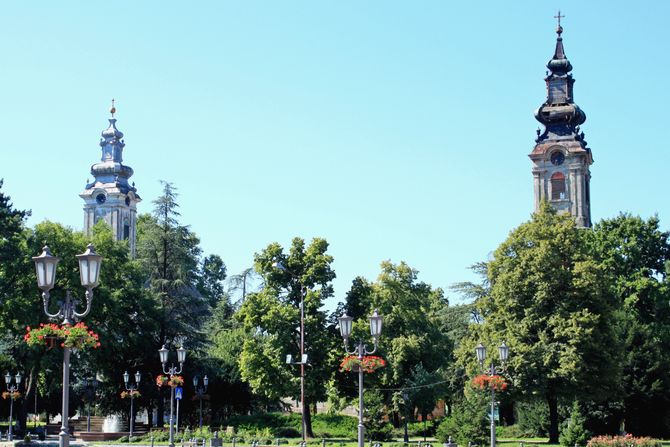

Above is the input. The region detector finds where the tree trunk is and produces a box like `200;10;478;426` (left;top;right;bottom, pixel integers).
547;392;559;443
303;396;315;438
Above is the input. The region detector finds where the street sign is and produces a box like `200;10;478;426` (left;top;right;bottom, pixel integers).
175;386;183;400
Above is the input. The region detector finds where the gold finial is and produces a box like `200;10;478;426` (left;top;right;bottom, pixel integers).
554;10;565;35
110;98;116;117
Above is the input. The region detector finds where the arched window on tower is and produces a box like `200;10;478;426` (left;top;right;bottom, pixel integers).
123;218;130;240
551;172;566;200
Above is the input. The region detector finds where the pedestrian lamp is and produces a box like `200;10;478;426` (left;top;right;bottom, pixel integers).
33;244;102;447
159;345;186;447
498;342;509;363
193;375;209;428
475;341;510;447
4;372;21;441
475;343;486;364
369;310;382;338
338;309;383;447
123;371;141;441
33;246;59;292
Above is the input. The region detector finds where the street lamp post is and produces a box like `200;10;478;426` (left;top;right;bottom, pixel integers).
475;342;510;447
159;345;186;447
82;377;99;432
123;371;141;441
193;375;208;429
33;244;102;447
4;372;21;441
273;261;308;441
338;310;383;447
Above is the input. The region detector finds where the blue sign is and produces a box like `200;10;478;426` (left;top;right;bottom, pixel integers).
175;386;183;400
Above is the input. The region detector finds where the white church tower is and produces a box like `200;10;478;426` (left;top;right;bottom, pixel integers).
80;102;141;255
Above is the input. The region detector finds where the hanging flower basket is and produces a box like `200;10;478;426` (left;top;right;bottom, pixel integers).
24;323;100;350
339;355;386;373
156;374;184;388
167;375;184;388
2;391;21;400
471;374;508;392
120;390;141;399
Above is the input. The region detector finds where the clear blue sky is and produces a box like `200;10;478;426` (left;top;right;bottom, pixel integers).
1;1;668;309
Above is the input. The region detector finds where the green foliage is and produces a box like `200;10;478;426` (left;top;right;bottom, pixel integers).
223;413;358;438
461;203;622;442
588;214;670;437
436;392;488;445
560;401;591;447
516;400;550;437
334;261;452;432
364;390;394;441
238;237;337;436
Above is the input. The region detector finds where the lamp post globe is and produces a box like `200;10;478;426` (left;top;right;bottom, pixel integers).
159;346;169;365
177;346;186;364
76;244;103;288
338;313;353;340
475;343;487;364
32;246;60;292
369;309;382;338
498;341;509;363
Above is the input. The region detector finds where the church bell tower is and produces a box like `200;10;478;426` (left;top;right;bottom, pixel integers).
80;102;141;256
529;16;593;228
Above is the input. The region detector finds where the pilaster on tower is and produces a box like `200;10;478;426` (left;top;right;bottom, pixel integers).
80;102;141;256
529;16;593;228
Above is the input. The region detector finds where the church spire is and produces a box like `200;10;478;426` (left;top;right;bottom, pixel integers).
81;102;141;256
534;17;585;142
528;14;593;228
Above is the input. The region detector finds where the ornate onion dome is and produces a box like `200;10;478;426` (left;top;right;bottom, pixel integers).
85;102;137;194
534;23;587;144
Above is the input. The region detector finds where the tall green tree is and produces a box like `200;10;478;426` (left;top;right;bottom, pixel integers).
237;237;336;438
588;214;670;436
467;203;622;442
136;181;213;425
336;262;451;429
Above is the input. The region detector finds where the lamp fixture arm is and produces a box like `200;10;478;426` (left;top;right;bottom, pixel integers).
162;363;183;376
72;288;94;320
42;291;63;320
343;339;378;358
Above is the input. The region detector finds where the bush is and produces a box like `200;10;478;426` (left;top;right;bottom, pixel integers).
496;424;529;439
140;430;170;442
436;394;488;446
560;401;591;447
586;435;662;447
516;399;550;437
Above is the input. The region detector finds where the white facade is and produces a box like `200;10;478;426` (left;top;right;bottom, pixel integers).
80;112;141;256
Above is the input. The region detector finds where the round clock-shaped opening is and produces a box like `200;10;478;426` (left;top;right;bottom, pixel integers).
550;151;565;166
96;193;107;204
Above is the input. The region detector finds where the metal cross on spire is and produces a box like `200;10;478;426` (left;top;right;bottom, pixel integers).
110;98;116;117
554;10;565;27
